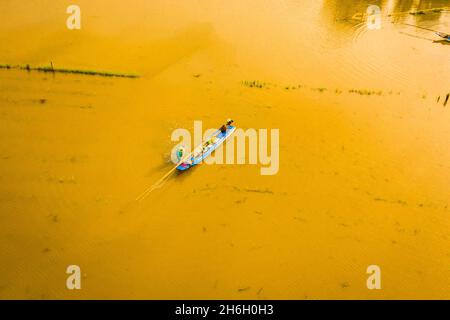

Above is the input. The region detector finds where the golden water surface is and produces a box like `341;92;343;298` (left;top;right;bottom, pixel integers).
1;0;450;299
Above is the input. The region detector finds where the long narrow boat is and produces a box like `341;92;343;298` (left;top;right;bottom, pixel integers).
436;31;450;41
177;124;236;171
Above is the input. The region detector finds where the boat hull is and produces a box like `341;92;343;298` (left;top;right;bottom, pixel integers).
176;125;236;171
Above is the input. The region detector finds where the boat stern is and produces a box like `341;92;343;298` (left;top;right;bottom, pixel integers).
176;162;191;171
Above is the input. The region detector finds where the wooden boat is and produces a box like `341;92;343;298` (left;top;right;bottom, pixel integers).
177;124;236;171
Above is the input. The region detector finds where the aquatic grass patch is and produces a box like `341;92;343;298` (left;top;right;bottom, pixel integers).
408;6;449;14
409;10;426;15
351;6;449;21
241;79;409;99
348;89;383;96
242;81;307;91
0;63;139;79
242;80;270;89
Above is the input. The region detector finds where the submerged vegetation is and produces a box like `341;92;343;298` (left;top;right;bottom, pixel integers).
242;79;449;109
242;80;269;89
349;6;449;21
348;89;383;96
242;80;403;97
408;7;448;15
409;10;426;16
0;63;139;79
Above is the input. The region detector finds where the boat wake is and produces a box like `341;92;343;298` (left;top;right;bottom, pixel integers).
135;168;175;201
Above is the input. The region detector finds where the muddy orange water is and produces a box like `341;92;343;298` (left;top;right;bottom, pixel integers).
1;0;450;299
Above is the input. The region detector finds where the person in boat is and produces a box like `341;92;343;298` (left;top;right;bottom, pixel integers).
219;119;234;133
176;146;185;161
176;145;193;164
